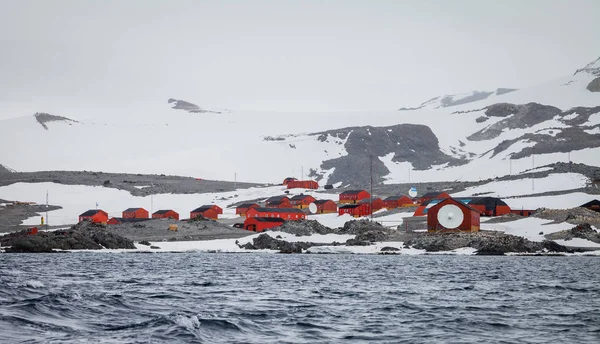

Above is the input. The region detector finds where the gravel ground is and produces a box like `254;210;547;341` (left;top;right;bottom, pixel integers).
105;218;252;242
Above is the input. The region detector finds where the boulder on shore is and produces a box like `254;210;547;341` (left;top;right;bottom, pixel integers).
0;221;136;253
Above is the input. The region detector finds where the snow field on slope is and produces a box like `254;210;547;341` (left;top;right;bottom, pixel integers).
451;173;588;198
481;217;574;242
380;147;599;184
0;182;340;226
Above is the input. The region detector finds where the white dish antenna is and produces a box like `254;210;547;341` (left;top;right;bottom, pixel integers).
308;203;317;214
437;204;464;229
408;187;417;198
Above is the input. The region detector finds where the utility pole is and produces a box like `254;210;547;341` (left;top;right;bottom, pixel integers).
408;167;411;183
370;155;373;221
301;166;304;180
234;172;237;189
45;190;49;230
151;195;153;215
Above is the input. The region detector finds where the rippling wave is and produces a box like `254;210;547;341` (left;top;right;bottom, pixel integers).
1;254;599;343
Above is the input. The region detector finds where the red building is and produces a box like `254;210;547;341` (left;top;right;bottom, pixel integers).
427;198;480;233
190;205;223;220
244;217;285;232
287;180;319;189
265;196;290;207
581;199;600;213
467;197;511;216
418;191;451;205
152;210;179;220
339;190;371;204
282;177;298;185
360;198;384;211
290;194;316;209
246;207;306;220
236;203;259;216
313;200;338;214
122;208;149;219
383;195;414;209
339;203;371;217
78;209;108;224
267;200;293;208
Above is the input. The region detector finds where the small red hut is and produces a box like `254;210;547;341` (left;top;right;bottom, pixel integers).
122;208;149;219
338;203;371;217
339;190;371;204
383;195;413;209
152;210;179;220
313;199;337;214
467;197;511;216
190;205;223;220
287;180;319;189
427;198;480;233
236;203;259;216
282;177;298;186
79;209;109;224
418;191;451;205
360;198;384;211
265;196;290;207
246;207;306;220
290;194;316;209
244;217;285;232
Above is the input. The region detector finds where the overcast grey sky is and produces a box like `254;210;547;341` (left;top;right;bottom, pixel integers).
1;0;598;112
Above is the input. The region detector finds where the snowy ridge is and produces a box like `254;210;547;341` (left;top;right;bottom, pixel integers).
0;58;599;185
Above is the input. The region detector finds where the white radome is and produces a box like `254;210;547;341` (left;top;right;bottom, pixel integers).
437;204;464;229
308;203;317;214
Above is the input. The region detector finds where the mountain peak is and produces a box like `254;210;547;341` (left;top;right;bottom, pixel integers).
168;98;222;114
574;56;600;76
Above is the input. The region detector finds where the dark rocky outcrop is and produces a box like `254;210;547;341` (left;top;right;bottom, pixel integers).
315;124;465;186
238;233;329;253
276;220;335;236
34;112;78;130
545;223;600;244
587;77;600;92
403;231;572;255
1;221;136;253
168;98;221;114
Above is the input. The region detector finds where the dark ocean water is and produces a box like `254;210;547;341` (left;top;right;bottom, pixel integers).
0;253;599;344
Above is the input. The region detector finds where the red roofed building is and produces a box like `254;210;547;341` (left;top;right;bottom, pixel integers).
122;208;149;219
236;203;259;217
383;195;414;209
418;191;451;205
287;180;319;189
79;209;108;224
360;198;384;211
338;203;371;217
282;177;298;185
152;210;179;220
246;207;306;221
290;194;316;209
427;198;480;233
339;190;371;204
244;217;285;232
265;196;290;207
313;200;337;214
190;205;223;220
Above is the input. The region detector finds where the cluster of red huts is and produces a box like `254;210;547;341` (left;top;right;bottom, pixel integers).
78;205;224;225
77;174;600;235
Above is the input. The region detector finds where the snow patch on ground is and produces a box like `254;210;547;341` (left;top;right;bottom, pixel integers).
553;238;600;248
481;217;573;242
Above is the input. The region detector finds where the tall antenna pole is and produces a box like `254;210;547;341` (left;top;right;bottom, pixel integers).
45;190;49;230
234;172;237;189
301;166;304;180
370;155;373;221
151;195;153;215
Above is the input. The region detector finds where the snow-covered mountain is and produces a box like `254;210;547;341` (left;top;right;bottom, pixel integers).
1;58;599;186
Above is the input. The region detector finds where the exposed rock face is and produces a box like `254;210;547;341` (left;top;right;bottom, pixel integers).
239;233;330;253
0;164;14;174
315;124;465;186
534;208;600;226
545;223;600;244
168;98;221;114
1;221;136;252
276;220;335;236
587;77;600;92
472;104;600;159
403;231;571;255
34;112;78;130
